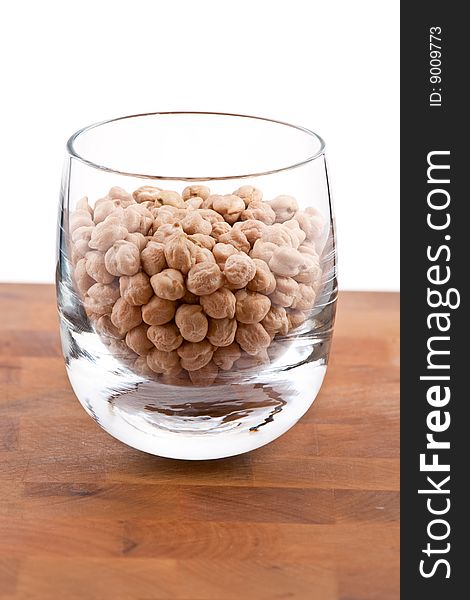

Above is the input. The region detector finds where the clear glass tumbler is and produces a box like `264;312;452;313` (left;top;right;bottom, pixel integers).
57;112;337;459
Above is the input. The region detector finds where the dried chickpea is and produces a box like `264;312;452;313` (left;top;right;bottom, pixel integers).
89;220;128;252
175;304;208;343
268;246;305;277
298;242;317;256
126;323;154;355
200;287;236;319
134;355;156;378
184;197;204;210
235;322;271;355
164;234;197;274
284;219;306;245
153;222;183;243
181;212;212;235
287;309;309;331
71;239;91;264
198;208;224;226
241;201;276;225
106;338;138;362
210;221;231;241
182;185;210;201
268;195;299;223
181;290;200;305
212;342;241;370
212;243;239;268
212;194;245;224
233;219;266;245
152;207;179;230
249;239;278;262
206;317;237;347
85;251;114;284
119;272;153;306
186;262;224;296
236;349;270;370
133;185;162;204
195;247;217;264
177;340;214;371
291;284;316;311
147;323;183;352
104;240;140;277
261;305;289;336
76;196;93;216
150;269;185;301
223;254;256;289
188;361;219;386
87;282;120;307
142;295;176;325
218;228;250;253
233;185;262;206
74;258;95;295
269;276;299;307
108;186;134;205
70;210;93;233
156;189;185;208
147;347;181;375
188;233;216;250
294;254;322;285
235;289;271;324
124;204;153;234
111;298;142;334
246;259;276;294
93;200;117;224
125;232;147;251
72;225;94;245
260;223;294;247
95;314;125;339
202;194;219;210
294;209;324;240
141;242;166;276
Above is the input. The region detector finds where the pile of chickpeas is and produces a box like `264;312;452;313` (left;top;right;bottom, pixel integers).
70;184;324;385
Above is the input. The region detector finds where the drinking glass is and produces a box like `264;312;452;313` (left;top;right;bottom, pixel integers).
57;112;337;459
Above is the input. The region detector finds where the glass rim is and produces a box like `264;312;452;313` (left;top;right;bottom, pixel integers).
66;111;326;182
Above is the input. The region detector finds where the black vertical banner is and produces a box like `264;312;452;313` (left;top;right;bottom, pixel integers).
401;2;467;597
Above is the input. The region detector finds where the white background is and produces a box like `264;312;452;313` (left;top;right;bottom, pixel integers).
0;0;399;290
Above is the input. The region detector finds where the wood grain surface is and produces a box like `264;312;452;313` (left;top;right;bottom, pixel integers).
0;285;399;600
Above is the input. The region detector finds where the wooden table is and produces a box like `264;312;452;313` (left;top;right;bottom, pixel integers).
0;285;399;600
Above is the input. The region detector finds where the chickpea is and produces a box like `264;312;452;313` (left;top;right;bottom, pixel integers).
198;208;224;226
261;305;289;336
249;239;278;262
294;254;322;285
213;342;241;370
184;197;204;210
84;251;114;284
212;243;239;268
70;210;93;233
147;347;181;375
147;322;183;352
284;219;306;245
287;309;309;331
106;338;138;362
186;262;224;296
195;247;217;264
95;314;125;340
156;190;185;209
152;207;179;230
188;361;219;386
298;242;317;256
74;258;95;295
233;219;266;245
87;281;120;307
71;239;91;265
119;272;153;306
174;304;208;343
111;298;142;334
133;355;156;378
125;232;147;251
150;269;186;301
89;220;128;252
218;228;250;253
181;212;212;235
241;201;276;225
210;221;231;241
93;200;117;224
294;208;325;240
268;246;305;277
235;289;271;324
141;242;166;277
104;240;140;277
108;186;134;205
177;339;214;371
182;185;210;201
71;225;94;245
188;233;216;250
200;287;236;319
260;224;294;247
223;254;256;289
142;295;176;325
291;284;316;311
233;185;262;206
153;222;184;243
207;317;237;347
181;289;200;305
269;276;299;307
246;259;276;295
76;196;93;216
202;194;220;210
268;195;299;223
124;204;153;234
125;323;154;355
235;323;271;355
164;234;197;275
236;349;270;370
212;194;245;224
133;185;162;204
